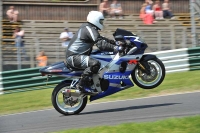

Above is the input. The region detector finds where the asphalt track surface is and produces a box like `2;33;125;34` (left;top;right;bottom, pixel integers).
1;91;200;133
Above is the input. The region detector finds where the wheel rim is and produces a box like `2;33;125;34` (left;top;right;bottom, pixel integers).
55;86;84;114
135;60;163;86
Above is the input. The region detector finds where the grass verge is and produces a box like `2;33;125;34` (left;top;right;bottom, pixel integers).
53;115;200;133
0;70;200;115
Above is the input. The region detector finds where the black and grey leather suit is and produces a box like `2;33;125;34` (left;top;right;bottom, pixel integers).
66;22;117;86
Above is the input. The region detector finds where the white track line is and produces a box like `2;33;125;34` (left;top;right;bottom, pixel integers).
1;91;200;117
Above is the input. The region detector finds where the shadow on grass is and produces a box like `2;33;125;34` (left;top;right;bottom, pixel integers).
80;103;181;115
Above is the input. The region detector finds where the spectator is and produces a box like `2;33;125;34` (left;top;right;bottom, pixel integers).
145;0;154;16
6;6;19;22
59;27;74;48
13;27;28;61
140;3;147;23
13;27;24;47
162;0;175;19
36;51;48;67
13;27;26;51
110;0;123;19
140;3;155;25
153;0;163;20
99;0;110;18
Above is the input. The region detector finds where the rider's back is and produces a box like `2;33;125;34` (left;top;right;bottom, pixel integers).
66;23;100;58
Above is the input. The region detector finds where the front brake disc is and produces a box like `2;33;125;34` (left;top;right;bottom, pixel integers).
138;63;158;82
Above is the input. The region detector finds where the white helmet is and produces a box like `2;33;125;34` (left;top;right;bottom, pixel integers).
87;11;104;30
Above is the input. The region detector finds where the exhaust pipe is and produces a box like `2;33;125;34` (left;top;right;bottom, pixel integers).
62;89;81;97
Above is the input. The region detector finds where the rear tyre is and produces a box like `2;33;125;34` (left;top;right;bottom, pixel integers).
131;58;165;89
52;82;88;115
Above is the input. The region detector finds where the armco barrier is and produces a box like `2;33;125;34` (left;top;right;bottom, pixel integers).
0;72;3;94
0;47;200;95
0;67;70;95
151;47;200;73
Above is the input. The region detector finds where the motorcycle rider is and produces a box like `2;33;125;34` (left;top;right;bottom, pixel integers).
66;11;123;94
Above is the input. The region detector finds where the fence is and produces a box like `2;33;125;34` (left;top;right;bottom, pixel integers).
0;47;200;95
2;19;199;71
153;47;200;73
0;67;69;94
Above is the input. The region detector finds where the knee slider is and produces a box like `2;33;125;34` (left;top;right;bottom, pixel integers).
90;61;101;74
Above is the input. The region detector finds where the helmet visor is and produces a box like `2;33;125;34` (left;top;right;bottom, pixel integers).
99;19;104;25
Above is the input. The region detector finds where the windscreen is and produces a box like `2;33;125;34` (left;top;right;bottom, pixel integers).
113;28;134;37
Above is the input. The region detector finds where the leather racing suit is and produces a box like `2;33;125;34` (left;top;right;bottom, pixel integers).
66;22;117;90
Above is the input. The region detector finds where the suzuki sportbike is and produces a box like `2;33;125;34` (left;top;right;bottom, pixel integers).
40;28;165;115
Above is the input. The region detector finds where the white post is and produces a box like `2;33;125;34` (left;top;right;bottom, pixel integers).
17;47;22;69
0;0;2;71
190;0;197;47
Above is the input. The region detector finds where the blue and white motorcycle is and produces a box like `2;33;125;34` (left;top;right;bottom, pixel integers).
40;28;165;115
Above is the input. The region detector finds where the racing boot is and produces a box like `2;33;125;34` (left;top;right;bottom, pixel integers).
76;76;97;95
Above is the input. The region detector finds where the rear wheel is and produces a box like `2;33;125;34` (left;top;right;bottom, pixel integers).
52;82;87;115
131;58;165;89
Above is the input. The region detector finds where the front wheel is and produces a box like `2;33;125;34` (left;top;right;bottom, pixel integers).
52;82;88;115
131;58;165;89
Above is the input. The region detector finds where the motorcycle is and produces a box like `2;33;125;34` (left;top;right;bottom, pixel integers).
40;28;166;115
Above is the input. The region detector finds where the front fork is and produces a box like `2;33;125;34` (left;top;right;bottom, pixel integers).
138;62;151;75
137;54;157;75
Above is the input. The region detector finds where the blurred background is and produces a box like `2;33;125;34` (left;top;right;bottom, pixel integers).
0;0;199;71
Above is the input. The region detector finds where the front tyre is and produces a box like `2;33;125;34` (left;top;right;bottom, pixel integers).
131;58;165;89
52;82;88;115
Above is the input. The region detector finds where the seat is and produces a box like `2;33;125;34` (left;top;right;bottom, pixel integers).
64;61;84;72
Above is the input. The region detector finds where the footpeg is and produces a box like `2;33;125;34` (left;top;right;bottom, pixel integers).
81;88;98;95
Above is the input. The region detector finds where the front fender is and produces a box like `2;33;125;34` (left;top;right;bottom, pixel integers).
140;54;157;62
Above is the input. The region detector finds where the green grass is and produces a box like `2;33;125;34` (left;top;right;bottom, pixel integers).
0;70;200;115
53;115;200;133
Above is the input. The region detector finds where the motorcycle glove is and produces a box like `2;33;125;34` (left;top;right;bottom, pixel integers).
114;46;124;53
100;36;116;45
109;39;116;45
